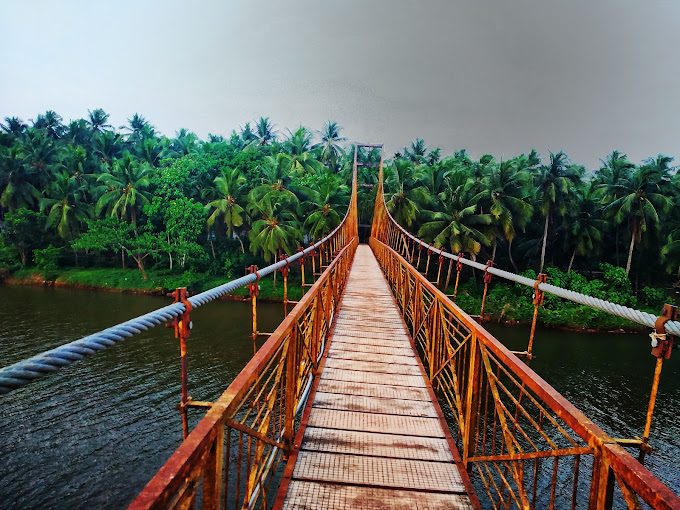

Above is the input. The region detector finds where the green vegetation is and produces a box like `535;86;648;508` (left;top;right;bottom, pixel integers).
1;112;678;328
450;264;665;330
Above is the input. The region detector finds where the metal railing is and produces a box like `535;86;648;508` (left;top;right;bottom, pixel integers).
369;166;680;509
127;150;361;510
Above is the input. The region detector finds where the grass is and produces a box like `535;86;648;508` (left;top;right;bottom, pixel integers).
9;266;305;301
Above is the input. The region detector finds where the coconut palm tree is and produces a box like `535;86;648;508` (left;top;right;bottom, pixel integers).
403;138;428;165
86;108;112;133
595;151;636;265
248;193;302;262
2;117;28;137
297;171;350;240
256;117;277;146
418;174;493;258
481;158;533;265
205;167;248;247
40;172;92;240
277;127;323;176
0;145;40;211
604;165;673;274
317;121;346;169
95;152;152;227
384;159;428;228
33;110;64;139
563;182;605;272
534;151;581;273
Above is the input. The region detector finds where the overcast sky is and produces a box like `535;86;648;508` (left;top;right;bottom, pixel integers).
2;0;679;170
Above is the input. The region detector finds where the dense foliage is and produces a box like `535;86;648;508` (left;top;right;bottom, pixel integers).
0;111;351;278
1;112;678;320
381;142;680;295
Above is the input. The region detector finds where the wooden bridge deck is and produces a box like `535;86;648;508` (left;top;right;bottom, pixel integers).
278;245;474;509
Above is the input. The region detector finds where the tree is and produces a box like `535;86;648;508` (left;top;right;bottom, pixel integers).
297;171;349;240
2;117;28;137
164;197;207;268
72;218;157;278
39;171;92;240
563;182;605;272
256;117;277;146
277;127;323;177
403;138;428;165
0;145;40;212
96;152;152;226
384;159;428;228
87;108;112;133
418;174;493;258
316;121;346;169
481;158;533;266
205;167;248;250
534;151;581;273
604;165;672;274
248;194;302;262
1;208;48;265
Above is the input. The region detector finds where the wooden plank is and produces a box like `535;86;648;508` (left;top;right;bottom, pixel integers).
279;245;474;509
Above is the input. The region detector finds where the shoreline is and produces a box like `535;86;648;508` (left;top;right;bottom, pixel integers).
1;276;646;334
1;276;286;304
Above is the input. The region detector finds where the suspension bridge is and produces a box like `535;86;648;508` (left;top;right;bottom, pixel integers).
1;144;679;509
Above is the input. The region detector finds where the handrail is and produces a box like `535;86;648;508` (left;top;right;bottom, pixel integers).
125;148;360;509
369;235;680;509
130;237;358;509
0;162;359;395
371;164;680;335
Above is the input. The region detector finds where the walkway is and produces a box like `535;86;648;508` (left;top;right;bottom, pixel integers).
279;245;474;509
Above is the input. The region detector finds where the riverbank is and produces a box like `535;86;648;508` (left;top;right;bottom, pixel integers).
5;267;304;303
3;267;653;333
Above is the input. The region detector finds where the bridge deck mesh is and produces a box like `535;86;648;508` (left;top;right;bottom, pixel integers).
280;245;472;509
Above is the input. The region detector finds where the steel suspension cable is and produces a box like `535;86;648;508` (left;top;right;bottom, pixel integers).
0;205;355;395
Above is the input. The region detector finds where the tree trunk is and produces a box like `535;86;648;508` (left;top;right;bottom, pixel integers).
567;248;576;273
625;233;635;275
131;209;138;236
73;248;79;267
508;239;518;273
134;257;147;279
19;246;26;266
539;213;549;273
210;237;216;259
167;233;172;270
236;233;245;253
121;248;126;270
491;242;497;262
615;227;620;266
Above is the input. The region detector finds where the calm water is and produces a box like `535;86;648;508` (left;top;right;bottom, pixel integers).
0;285;678;508
0;285;284;510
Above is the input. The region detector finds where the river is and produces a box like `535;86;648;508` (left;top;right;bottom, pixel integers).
0;285;678;508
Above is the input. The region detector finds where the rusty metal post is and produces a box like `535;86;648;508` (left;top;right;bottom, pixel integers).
248;266;260;354
168;287;193;440
436;252;444;288
281;258;290;316
444;257;454;292
526;273;547;359
639;304;677;462
453;253;464;302
283;327;297;459
479;260;493;323
424;246;432;277
416;244;422;269
311;246;317;278
463;333;481;469
298;247;306;295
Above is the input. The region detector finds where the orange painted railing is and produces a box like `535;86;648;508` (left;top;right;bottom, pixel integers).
370;162;680;509
128;155;359;510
